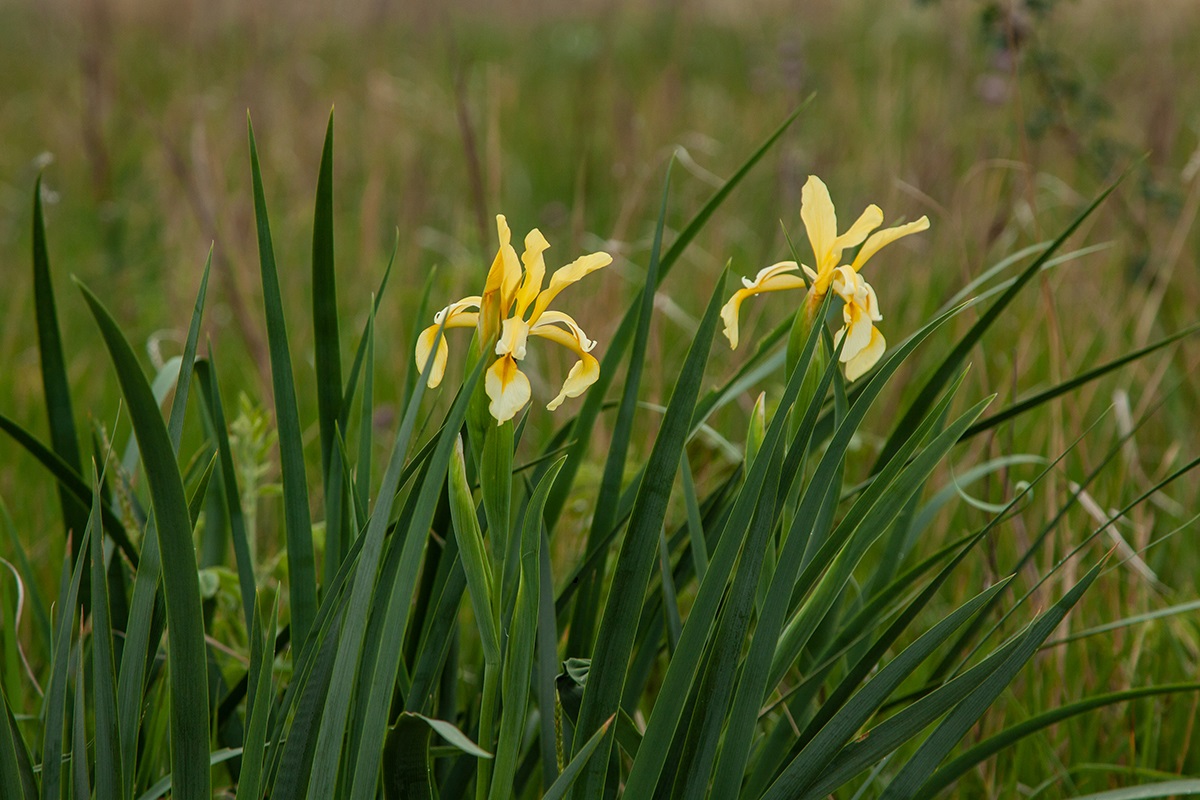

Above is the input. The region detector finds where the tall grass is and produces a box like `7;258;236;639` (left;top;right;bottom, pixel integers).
1;96;1198;799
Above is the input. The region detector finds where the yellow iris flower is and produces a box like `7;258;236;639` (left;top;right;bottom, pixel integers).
415;215;612;424
721;175;929;381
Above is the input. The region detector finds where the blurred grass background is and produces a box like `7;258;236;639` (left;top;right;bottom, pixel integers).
3;0;1200;794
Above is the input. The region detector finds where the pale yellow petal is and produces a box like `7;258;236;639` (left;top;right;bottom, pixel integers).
483;215;523;315
851;216;930;272
843;327;886;382
832;204;883;257
835;301;875;365
547;352;600;411
801;175;838;274
414;325;449;388
529;251;613;322
515;228;550;318
485;354;531;424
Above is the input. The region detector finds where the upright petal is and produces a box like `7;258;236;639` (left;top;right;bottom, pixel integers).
515;228;550;318
801;176;838;274
496;316;530;360
843;327;886;382
529;251;613;323
486;354;532;423
483;215;523;315
851;216;930;272
832;204;883;259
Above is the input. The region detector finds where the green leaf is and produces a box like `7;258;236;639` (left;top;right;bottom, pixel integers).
89;462;122;800
566;162;671;656
960;323;1200;441
921;683;1200;796
876;558;1108;799
134;748;243;800
0;413;137;566
247;116;317;649
313;333;483;799
448;436;501;665
1064;780;1200;800
195;358;258;632
167;249;212;451
570;269;727;797
39;511;90;800
543;106;805;530
0;684;36;800
0;500;52;655
542;716;615;800
382;713;492;800
78;281;211;799
71;637;90;799
235;594;278;800
31;175;90;599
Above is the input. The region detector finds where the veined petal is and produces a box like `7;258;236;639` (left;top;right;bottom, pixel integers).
801;175;838;275
547;352;600;411
721;262;808;350
851;216;930;272
515;228;550;318
531;309;596;352
486;354;532;423
529;251;613;322
843;326;886;382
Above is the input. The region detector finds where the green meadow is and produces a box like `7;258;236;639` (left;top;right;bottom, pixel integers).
2;1;1199;797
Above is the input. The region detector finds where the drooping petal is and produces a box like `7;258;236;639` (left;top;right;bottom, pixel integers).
413;297;481;388
721;261;808;349
850;216;931;272
529;251;613;323
485;354;532;423
515;228;550;318
801;175;838;275
414;325;450;388
547;352;600;411
528;322;602;411
843;326;886;382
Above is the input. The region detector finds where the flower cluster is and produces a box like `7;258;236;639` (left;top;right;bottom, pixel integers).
419;178;928;422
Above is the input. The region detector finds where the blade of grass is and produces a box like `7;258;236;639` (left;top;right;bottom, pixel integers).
566;161;671;655
570;269;727;797
31;175;91;602
247;116;317;649
79;281;211;799
542;716;615;800
0;684;36;800
543;106;805;528
0;500;51;654
876;558;1109;800
874;176;1121;470
71;636;89;799
39;518;89;800
235;594;278;800
921;683;1200;797
89;462;122;800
